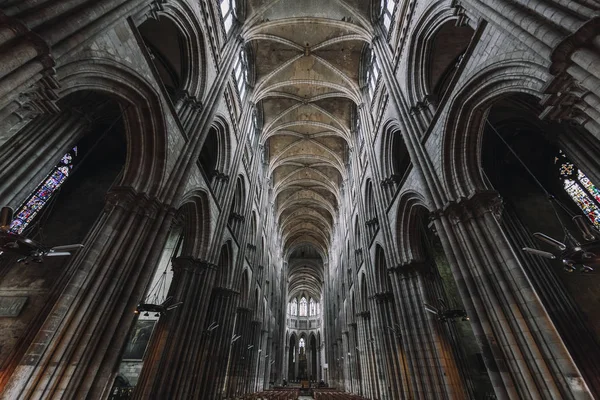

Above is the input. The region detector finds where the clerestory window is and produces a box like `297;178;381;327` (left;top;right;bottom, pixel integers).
219;0;237;34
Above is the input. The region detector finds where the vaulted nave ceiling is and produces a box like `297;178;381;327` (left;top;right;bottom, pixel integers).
243;0;373;298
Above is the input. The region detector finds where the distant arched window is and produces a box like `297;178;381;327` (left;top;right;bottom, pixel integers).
299;338;305;348
290;298;298;316
380;0;396;33
299;297;308;316
556;151;600;228
11;147;78;234
234;49;250;100
219;0;237;34
365;49;380;101
309;298;316;316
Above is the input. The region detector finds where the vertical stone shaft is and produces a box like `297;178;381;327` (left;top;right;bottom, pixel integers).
194;287;238;399
0;112;88;208
2;187;174;399
133;257;217;399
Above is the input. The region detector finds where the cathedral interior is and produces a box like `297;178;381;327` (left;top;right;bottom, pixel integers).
0;0;600;399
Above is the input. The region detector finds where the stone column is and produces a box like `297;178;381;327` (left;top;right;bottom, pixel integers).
433;192;595;399
194;287;239;399
224;307;252;398
246;320;262;394
283;344;289;382
348;323;361;395
0;112;89;208
133;257;218;399
341;331;350;391
373;292;407;400
1;186;174;399
388;263;469;400
356;312;376;399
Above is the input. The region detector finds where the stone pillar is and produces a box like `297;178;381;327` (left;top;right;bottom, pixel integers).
283;345;289;382
194;287;239;399
264;336;273;388
256;330;268;390
341;331;350;391
0;112;89;208
433;192;595;399
224;307;252;398
373;292;408;400
356;312;376;399
246;320;262;394
133;257;218;399
1;186;174;399
388;264;468;400
348;323;361;395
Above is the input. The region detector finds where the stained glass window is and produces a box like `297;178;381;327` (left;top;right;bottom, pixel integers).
366;49;380;101
10;147;78;234
299;297;307;316
219;0;236;34
556;151;600;228
299;338;305;349
380;0;396;33
290;298;297;316
309;298;316;316
234;49;249;101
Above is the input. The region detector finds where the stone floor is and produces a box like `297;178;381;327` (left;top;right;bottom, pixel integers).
298;396;313;400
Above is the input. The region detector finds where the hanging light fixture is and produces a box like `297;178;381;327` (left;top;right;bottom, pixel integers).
485;120;597;273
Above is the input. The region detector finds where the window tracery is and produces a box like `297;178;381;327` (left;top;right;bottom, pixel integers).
556;151;600;228
233;49;250;101
10;147;78;234
299;296;307;316
380;0;396;33
366;50;380;101
219;0;237;34
290;298;298;316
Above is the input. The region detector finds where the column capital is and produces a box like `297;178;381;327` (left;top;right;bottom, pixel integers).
171;256;216;272
432;190;503;223
213;286;240;297
105;186;175;218
357;311;370;319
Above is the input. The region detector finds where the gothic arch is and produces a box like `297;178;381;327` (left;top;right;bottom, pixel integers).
373;244;389;293
395;191;430;264
177;189;211;258
200;116;232;181
440;60;550;199
405;1;474;106
57;59;168;196
217;241;234;287
139;1;207;100
379;120;411;189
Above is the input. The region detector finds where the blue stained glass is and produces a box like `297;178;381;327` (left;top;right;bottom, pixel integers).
61;153;72;165
9;148;76;234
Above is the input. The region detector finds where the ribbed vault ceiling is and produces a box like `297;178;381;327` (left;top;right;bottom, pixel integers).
244;0;372;300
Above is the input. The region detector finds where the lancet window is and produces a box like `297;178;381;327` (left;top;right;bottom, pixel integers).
10;147;78;234
556;151;600;228
290;298;298;316
219;0;237;34
299;296;307;316
380;0;396;33
234;49;250;100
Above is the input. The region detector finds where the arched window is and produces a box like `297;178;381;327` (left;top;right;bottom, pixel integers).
556;151;600;228
309;298;316;316
219;0;237;34
380;0;396;34
234;49;250;100
290;298;298;316
365;49;380;101
299;337;305;348
10;147;78;234
299;296;308;316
